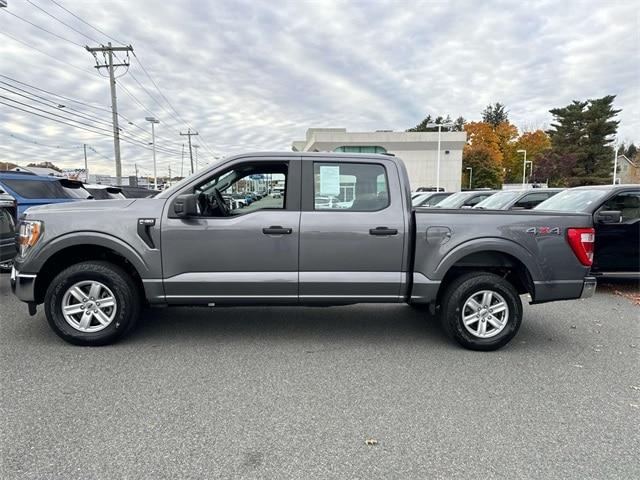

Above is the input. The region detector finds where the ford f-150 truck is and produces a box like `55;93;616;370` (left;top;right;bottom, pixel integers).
11;152;597;350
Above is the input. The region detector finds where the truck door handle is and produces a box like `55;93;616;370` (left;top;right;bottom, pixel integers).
262;226;292;235
369;227;398;236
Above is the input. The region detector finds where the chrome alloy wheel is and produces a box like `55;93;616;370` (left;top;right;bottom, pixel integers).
61;281;117;333
461;290;509;339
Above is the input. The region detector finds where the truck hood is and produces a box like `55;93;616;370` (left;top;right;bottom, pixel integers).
24;199;137;215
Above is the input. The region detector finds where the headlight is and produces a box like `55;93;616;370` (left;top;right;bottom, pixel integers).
18;220;43;257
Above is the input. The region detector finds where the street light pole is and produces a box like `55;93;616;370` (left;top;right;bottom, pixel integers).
612;141;620;185
466;167;473;189
517;149;528;188
145;116;160;189
426;122;453;191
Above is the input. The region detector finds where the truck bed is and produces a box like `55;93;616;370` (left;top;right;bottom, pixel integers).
410;208;593;304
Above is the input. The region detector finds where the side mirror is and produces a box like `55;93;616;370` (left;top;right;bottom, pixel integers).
595;210;621;224
173;194;198;217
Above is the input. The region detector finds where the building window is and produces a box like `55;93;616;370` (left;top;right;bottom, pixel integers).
333;146;387;154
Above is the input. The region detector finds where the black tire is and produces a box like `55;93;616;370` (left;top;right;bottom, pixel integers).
440;272;522;351
44;261;141;346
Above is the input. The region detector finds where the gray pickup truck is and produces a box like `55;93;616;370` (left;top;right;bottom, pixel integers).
11;152;597;350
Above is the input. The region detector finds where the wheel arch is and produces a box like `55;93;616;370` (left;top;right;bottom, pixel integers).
32;234;148;304
435;245;537;307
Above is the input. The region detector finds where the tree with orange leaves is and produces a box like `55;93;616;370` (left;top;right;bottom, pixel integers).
463;122;504;187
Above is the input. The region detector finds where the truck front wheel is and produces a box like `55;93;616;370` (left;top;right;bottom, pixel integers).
44;261;141;346
440;272;522;351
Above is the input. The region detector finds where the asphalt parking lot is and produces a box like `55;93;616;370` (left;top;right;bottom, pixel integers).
1;276;638;480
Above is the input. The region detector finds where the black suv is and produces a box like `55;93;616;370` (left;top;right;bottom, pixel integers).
0;190;17;270
535;185;640;277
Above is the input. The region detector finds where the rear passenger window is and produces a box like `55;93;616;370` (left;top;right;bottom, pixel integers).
313;163;389;211
1;179;70;199
514;192;549;209
465;195;486;206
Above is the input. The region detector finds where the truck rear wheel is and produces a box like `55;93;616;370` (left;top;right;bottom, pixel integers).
440;272;522;351
44;261;141;346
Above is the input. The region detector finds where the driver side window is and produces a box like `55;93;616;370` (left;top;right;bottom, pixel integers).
602;192;640;222
193;162;288;217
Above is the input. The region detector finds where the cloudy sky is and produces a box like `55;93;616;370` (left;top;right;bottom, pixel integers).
1;0;638;177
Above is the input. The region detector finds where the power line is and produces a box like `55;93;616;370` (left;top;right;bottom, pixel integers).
1;9;85;48
0;74;111;113
128;53;219;159
24;0;100;44
0;84;115;129
0;31;96;77
48;0;126;45
2;5;211;161
1;99;182;156
0;75;184;152
0;130;85;150
1;95;117;135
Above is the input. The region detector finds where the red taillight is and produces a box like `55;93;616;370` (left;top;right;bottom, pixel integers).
567;228;595;266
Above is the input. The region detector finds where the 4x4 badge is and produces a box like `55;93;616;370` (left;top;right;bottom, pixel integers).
527;226;560;235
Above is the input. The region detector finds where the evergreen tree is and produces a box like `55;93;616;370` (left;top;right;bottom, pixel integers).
626;143;637;159
547;95;620;184
481;103;509;127
452;116;466;132
407;114;461;132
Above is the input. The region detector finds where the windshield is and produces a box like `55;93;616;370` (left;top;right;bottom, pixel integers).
1;179;81;199
434;191;471;208
534;189;608;212
474;191;521;209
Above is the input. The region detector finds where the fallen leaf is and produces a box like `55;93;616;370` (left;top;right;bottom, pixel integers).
570;325;577;329
573;364;583;368
631;386;640;391
630;404;640;409
365;438;378;446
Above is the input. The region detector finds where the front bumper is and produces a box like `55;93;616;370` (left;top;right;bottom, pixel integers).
580;276;597;299
10;266;37;302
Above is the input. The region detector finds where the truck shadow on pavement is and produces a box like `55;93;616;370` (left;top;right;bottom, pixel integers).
122;303;556;351
128;304;447;345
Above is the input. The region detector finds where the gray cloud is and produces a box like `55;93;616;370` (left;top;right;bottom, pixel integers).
0;0;637;176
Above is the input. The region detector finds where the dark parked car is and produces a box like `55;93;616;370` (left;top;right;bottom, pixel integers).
118;185;158;198
83;184;126;200
430;190;498;209
0;173;92;216
474;189;564;210
535;185;640;277
0;191;18;270
411;191;453;207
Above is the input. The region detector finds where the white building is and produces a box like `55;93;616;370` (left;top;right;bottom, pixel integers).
11;165;62;177
291;128;467;192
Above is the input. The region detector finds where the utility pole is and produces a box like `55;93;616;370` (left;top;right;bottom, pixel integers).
193;145;200;172
180;129;198;175
134;163;139;186
83;144;89;182
168;165;172;187
180;143;185;178
86;42;133;184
